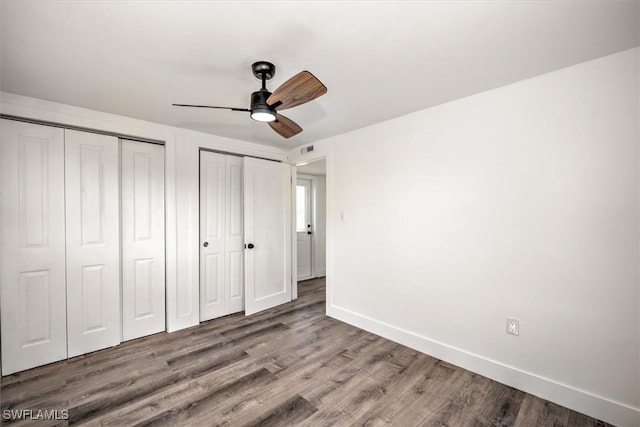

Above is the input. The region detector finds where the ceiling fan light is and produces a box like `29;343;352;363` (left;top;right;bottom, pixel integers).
250;108;276;122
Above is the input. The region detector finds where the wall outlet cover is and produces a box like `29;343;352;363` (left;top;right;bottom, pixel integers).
507;318;519;336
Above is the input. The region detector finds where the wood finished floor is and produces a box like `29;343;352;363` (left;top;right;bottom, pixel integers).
1;278;610;427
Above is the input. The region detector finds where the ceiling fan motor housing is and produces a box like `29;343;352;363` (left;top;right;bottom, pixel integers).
250;89;272;110
250;89;276;122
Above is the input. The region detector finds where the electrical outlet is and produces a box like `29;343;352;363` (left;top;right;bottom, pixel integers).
507;318;519;336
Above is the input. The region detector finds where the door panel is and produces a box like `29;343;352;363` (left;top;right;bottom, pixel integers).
65;129;120;358
244;157;291;316
19;271;52;344
204;253;222;304
229;251;243;299
81;265;107;332
296;178;312;280
134;258;153;316
200;151;226;320
121;140;165;341
0;119;67;374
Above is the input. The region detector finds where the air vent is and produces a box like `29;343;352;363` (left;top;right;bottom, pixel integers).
300;145;314;154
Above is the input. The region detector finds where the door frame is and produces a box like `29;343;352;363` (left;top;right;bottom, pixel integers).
292;157;328;302
291;166;297;299
296;175;314;281
198;148;293;315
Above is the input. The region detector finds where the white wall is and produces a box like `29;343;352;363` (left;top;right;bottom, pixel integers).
291;48;640;426
0;92;287;333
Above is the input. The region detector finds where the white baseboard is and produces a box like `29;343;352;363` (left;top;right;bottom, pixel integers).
327;304;639;427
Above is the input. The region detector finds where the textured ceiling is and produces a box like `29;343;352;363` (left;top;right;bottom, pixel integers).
1;1;638;149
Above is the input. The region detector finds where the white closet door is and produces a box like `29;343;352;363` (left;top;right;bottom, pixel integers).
121;140;165;341
225;155;244;314
65;129;121;358
243;157;292;316
0;119;67;375
200;151;226;321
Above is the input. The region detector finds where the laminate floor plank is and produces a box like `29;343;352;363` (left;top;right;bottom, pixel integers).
135;368;278;427
247;318;347;362
349;352;441;425
512;394;571;426
209;327;386;425
240;394;318;427
299;342;432;426
3;359;169;416
468;382;526;426
298;374;383;426
0;277;612;427
87;379;205;426
208;324;390;426
436;371;503;426
415;368;479;426
366;361;469;426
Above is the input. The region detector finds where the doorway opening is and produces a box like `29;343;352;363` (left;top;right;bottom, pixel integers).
295;159;327;288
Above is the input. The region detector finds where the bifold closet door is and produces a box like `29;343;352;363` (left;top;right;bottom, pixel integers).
199;151;244;321
65;129;121;358
0;119;67;375
224;155;244;315
243;157;292;316
121;140;166;341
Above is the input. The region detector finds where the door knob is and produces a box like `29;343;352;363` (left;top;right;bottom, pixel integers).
247;243;255;249
203;241;209;247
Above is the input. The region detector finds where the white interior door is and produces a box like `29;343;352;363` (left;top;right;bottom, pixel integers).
296;178;313;280
121;140;165;341
199;152;244;321
0;119;68;375
243;157;291;316
225;155;244;314
200;151;226;320
65;129;121;358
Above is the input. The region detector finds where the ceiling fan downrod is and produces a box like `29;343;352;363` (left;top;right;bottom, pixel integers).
250;61;277;122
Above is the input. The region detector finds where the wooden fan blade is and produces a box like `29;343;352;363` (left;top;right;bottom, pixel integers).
172;104;249;112
268;113;303;138
267;71;327;111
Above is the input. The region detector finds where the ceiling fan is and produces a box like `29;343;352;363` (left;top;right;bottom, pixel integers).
173;61;327;138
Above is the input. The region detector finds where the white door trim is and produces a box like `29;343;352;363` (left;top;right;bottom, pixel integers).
293;156;330;307
291;166;297;300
